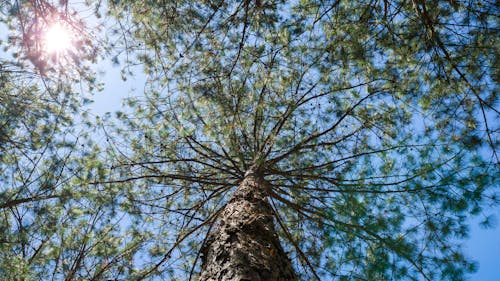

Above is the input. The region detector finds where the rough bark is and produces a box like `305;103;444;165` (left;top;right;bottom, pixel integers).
199;171;295;281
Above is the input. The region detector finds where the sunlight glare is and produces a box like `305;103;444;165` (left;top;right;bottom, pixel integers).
44;23;72;54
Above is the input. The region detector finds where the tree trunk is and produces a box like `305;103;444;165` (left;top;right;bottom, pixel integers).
199;171;295;281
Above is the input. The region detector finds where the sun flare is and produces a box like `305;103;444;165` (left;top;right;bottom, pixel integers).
44;23;72;54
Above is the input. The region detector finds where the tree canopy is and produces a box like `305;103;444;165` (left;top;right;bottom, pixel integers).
1;0;499;280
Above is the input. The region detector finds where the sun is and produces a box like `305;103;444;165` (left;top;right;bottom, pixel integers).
43;23;73;54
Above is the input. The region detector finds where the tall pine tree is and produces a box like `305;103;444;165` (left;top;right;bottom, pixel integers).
95;0;498;280
1;0;498;280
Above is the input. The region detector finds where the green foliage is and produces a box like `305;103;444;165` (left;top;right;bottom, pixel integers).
93;0;498;280
0;1;114;279
1;0;499;280
1;0;98;77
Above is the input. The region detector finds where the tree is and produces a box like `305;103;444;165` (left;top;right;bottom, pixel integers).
93;0;498;280
0;1;102;279
2;0;499;280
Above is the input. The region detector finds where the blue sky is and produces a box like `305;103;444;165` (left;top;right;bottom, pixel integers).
467;217;500;280
1;11;498;279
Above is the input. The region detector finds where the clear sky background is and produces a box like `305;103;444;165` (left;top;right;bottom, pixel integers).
0;11;498;280
88;60;500;280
